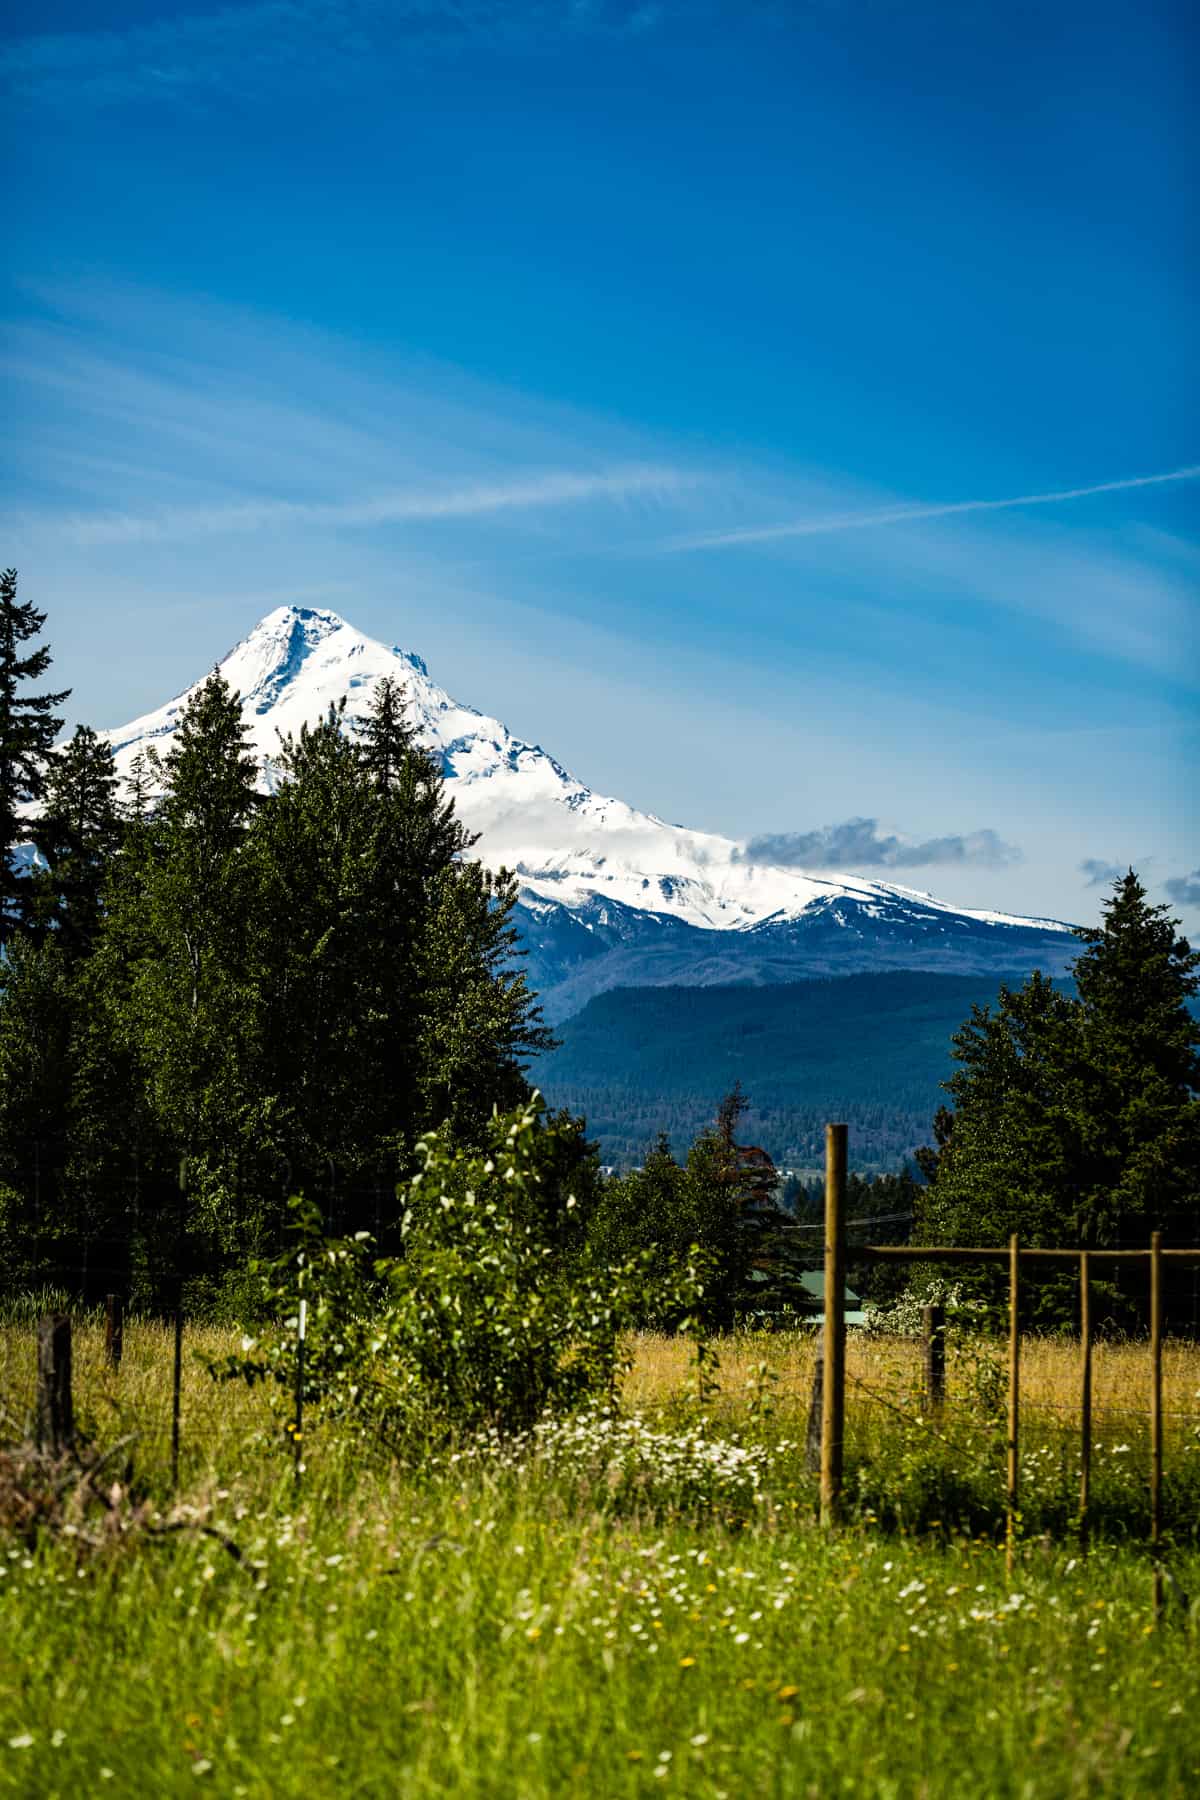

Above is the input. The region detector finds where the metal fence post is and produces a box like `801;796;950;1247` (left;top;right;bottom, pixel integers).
1006;1234;1020;1576
1150;1230;1163;1617
1079;1251;1092;1551
922;1304;945;1414
820;1122;847;1527
171;1307;184;1491
294;1296;307;1489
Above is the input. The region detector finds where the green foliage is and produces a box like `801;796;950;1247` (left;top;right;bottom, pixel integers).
918;872;1200;1328
28;724;122;957
0;937;74;1289
0;569;70;943
219;1101;692;1446
99;671;262;1256
586;1093;788;1329
0;663;556;1308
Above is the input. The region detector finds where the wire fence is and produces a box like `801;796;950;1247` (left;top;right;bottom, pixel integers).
810;1123;1200;1615
4;1146;1200;1606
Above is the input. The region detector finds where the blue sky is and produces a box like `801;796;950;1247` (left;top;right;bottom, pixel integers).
2;0;1197;925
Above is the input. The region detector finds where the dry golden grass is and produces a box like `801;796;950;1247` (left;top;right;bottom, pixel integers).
624;1328;1200;1443
0;1318;268;1489
1;1319;1198;1486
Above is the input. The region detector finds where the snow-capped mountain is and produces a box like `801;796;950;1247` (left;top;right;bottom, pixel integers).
102;605;1076;1016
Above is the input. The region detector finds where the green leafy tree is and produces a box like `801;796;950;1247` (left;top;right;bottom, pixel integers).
219;1100;674;1445
0;570;70;941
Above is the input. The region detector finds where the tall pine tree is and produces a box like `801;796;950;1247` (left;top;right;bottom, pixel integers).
32;725;123;958
97;671;261;1288
0;570;70;942
1071;872;1200;1257
917;872;1200;1327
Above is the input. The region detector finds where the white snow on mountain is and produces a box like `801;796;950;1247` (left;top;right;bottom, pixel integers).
101;604;1068;940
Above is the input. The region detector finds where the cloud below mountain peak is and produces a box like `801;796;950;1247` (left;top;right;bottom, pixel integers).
740;819;1023;872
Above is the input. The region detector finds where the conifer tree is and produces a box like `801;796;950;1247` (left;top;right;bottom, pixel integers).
415;860;554;1145
1070;872;1199;1255
98;671;260;1279
0;935;74;1290
916;971;1082;1253
584;1087;792;1329
358;675;417;791
361;675;473;903
0;570;70;941
248;698;552;1227
918;872;1200;1327
34;725;122;957
124;747;159;822
246;706;387;1211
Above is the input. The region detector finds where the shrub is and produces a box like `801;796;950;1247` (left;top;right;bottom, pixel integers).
218;1100;703;1451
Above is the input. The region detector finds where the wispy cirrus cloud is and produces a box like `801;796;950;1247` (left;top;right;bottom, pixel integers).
667;464;1200;553
1;288;708;552
5;280;1195;698
740;818;1023;871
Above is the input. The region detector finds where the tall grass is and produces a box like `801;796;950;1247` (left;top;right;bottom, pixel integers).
1;1321;1198;1797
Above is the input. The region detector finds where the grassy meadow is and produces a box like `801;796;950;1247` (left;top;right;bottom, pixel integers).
1;1319;1198;1798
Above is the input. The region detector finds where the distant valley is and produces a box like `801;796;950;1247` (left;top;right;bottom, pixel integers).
530;970;1077;1171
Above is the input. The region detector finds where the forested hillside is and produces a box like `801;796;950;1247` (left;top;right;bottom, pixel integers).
531;972;1075;1169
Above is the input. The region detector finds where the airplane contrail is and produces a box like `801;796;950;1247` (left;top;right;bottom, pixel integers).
57;464;696;547
669;462;1200;552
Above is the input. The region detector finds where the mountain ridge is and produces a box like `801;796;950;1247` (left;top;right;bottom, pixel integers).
98;604;1078;1010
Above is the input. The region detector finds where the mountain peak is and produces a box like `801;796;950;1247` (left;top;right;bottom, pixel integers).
239;602;352;656
99;606;1075;983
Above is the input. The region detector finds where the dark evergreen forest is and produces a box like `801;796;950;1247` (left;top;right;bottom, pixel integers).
531;973;1075;1170
0;573;556;1311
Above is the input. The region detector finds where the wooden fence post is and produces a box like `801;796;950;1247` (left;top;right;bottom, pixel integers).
820;1122;847;1528
36;1314;74;1455
922;1304;945;1414
1078;1252;1091;1552
105;1294;124;1370
1006;1234;1020;1576
1150;1230;1163;1618
804;1345;824;1475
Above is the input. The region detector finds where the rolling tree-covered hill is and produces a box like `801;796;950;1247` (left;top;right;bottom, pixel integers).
530;971;1075;1171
